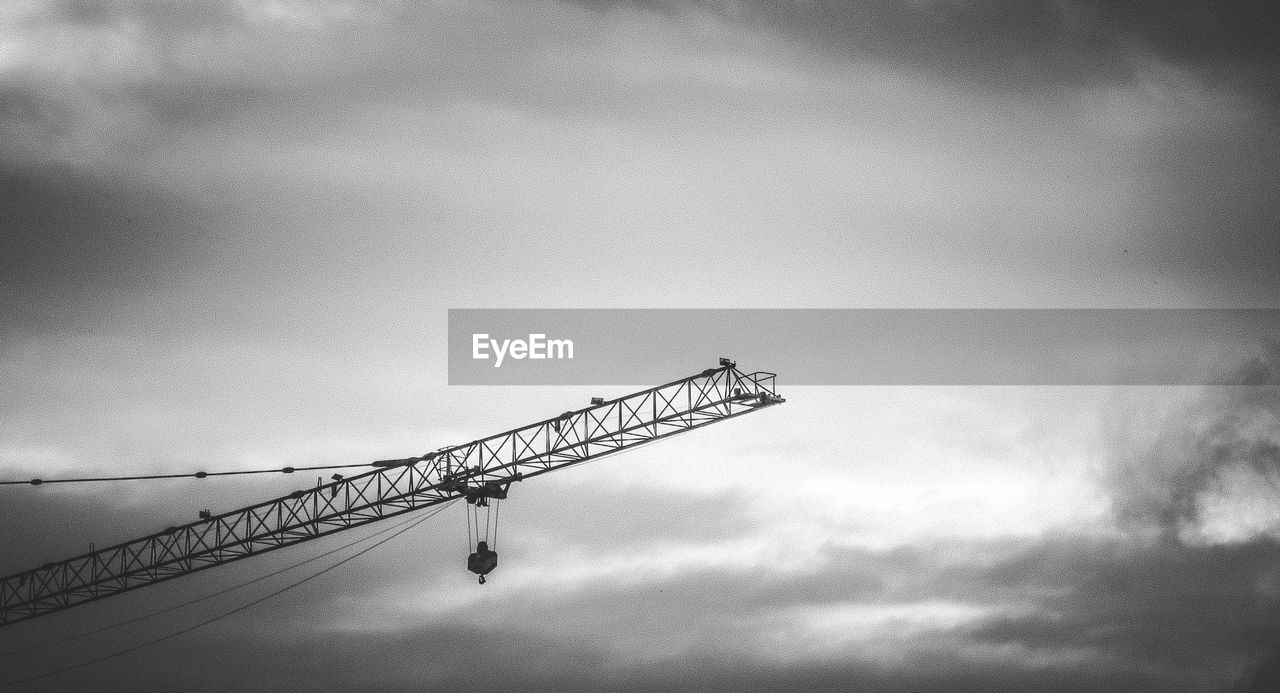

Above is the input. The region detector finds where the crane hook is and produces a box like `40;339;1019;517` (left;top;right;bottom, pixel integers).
478;575;486;585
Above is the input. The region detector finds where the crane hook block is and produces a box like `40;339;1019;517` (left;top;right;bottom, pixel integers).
468;541;498;581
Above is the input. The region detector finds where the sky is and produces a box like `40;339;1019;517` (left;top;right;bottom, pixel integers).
1;0;1279;690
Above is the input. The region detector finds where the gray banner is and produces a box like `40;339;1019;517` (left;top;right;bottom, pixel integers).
447;309;1279;385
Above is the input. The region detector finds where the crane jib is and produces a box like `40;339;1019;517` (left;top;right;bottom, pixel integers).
0;362;783;626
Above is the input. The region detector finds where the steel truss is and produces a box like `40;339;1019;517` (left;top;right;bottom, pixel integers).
1;364;783;626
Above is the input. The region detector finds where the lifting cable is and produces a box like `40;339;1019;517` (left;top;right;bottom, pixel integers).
0;462;378;486
463;495;501;549
493;497;500;550
465;497;473;551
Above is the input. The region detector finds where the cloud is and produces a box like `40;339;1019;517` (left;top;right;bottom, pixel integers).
2;3;1279;690
0;0;370;163
6;445;1280;693
1140;125;1280;306
0;163;213;336
973;534;1280;674
571;0;1280;107
11;527;1272;691
6;0;1277;317
1090;0;1280;105
1104;342;1280;541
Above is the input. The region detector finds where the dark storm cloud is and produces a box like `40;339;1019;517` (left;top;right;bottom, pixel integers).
0;1;338;150
576;0;1280;103
974;535;1280;672
9;1;1278;284
18;620;1183;693
633;534;1280;691
0;164;210;335
1091;0;1280;104
563;0;1280;305
51;0;243;30
1142;125;1280;306
521;531;1280;690
1107;342;1280;536
0;0;599;149
6;487;1277;692
731;0;1126;90
0;82;76;157
1052;347;1280;689
0;536;1163;691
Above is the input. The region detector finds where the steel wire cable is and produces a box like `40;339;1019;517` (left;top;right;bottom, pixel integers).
0;506;439;659
2;500;457;688
0;462;378;486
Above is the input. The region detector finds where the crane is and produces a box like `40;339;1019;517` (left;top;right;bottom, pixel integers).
0;360;783;626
